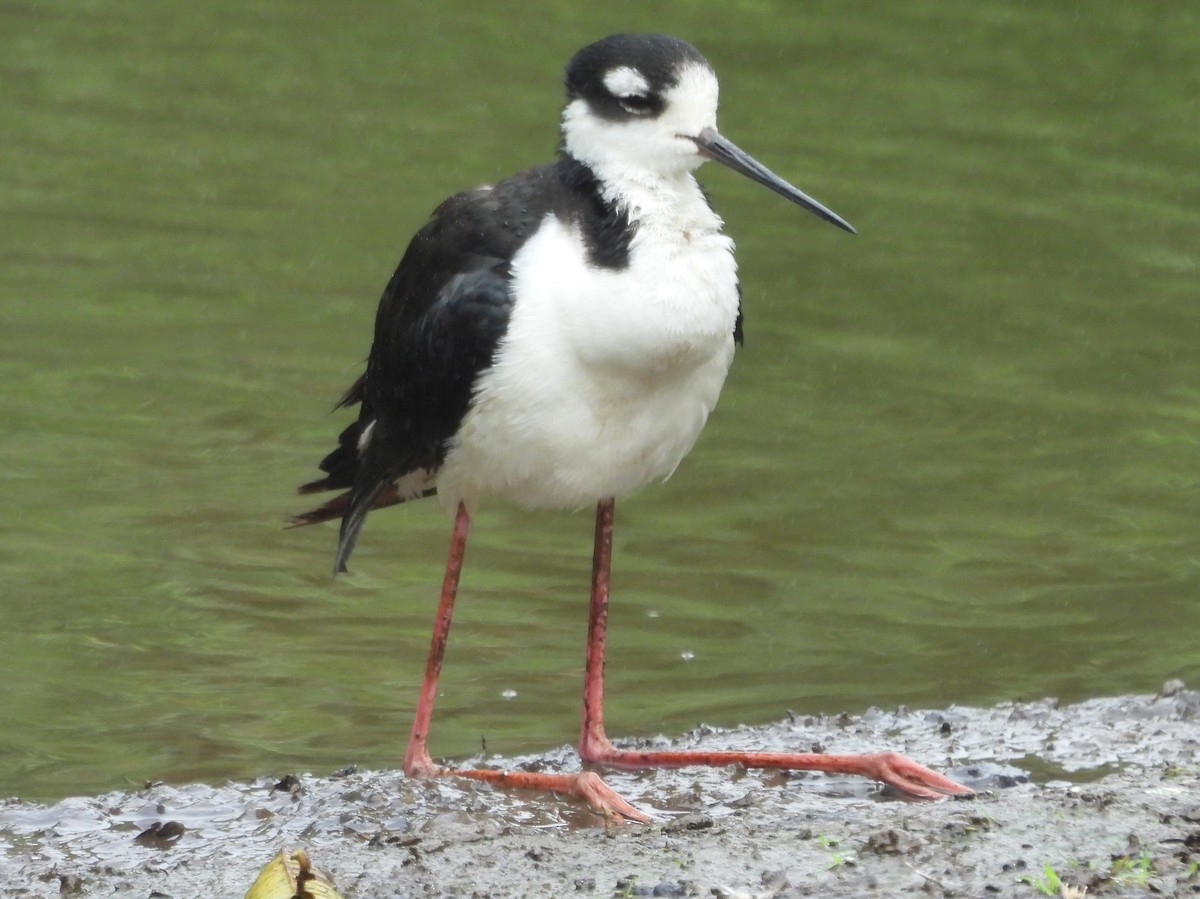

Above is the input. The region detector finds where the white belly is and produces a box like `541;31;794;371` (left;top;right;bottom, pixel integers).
437;212;739;510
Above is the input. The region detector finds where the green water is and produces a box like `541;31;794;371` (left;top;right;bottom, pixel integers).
2;3;1196;803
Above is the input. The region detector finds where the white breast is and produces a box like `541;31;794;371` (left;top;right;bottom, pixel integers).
437;176;740;511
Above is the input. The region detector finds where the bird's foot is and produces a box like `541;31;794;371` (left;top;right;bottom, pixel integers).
581;736;972;801
403;746;444;779
405;760;651;823
853;751;973;799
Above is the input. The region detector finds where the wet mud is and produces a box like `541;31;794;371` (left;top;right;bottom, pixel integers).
3;684;1198;897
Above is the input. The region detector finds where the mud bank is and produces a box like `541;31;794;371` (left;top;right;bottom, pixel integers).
3;684;1198;897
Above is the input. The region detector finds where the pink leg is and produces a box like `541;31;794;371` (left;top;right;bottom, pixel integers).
402;501;650;822
576;498;973;814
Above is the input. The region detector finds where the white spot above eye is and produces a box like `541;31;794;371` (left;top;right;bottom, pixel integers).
603;65;650;99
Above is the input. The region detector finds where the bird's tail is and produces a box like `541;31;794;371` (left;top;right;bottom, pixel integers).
290;390;439;571
292;470;438;572
330;473;390;575
291;374;443;572
288;483;409;528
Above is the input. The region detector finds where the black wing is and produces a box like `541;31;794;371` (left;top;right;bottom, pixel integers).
294;171;559;572
295;156;637;572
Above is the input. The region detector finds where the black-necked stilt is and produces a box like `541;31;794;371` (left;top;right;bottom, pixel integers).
294;33;970;821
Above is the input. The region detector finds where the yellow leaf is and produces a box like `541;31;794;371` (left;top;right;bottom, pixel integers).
244;848;344;899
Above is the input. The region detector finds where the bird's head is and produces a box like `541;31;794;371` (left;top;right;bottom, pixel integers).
561;33;855;233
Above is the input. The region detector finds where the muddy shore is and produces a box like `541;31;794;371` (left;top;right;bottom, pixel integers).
3;684;1198;898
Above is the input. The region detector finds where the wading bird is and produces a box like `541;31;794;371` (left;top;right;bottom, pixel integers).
294;33;971;821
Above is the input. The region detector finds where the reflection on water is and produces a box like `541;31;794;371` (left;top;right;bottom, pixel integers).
1;3;1196;802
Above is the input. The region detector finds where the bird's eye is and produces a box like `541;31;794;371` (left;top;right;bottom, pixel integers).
618;93;655;115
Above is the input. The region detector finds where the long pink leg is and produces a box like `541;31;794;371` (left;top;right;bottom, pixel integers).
576;498;973;816
402;500;650;822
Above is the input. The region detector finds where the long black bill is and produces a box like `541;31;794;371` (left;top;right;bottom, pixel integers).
692;127;856;234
